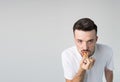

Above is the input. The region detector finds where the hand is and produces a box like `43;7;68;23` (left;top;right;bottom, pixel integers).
80;57;95;70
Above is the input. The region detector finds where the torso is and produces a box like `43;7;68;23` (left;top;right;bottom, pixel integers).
62;43;114;82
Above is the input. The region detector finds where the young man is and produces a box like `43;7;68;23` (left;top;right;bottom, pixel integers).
61;18;114;82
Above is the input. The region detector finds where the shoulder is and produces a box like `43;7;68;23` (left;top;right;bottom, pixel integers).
61;46;76;58
62;46;76;55
96;43;113;56
96;43;113;51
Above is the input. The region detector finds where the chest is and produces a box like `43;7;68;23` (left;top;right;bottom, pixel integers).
71;53;107;74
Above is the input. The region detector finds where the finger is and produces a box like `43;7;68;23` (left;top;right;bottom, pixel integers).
83;59;87;64
89;57;95;63
84;58;90;65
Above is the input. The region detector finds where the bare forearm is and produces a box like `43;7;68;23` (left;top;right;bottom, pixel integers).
106;73;113;82
72;68;86;82
105;68;113;82
66;57;95;82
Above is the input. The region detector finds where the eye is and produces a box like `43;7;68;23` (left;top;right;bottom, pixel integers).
88;39;94;43
78;40;82;43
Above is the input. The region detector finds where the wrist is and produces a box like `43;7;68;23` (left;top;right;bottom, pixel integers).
80;67;86;72
76;67;86;76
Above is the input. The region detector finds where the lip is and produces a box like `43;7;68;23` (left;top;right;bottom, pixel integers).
81;50;90;57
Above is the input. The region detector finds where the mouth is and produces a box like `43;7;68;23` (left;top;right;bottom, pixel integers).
81;50;90;58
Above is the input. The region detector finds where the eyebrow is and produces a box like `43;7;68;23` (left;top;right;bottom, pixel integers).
77;39;94;41
88;39;94;41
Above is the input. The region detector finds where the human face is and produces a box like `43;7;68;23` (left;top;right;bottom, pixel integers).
74;30;98;57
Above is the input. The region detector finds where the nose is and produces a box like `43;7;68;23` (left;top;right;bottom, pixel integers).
82;42;88;50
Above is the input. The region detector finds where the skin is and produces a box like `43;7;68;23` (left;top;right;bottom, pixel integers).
74;30;98;57
105;68;113;82
65;29;113;82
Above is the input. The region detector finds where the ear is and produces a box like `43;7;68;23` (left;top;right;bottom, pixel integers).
96;36;98;41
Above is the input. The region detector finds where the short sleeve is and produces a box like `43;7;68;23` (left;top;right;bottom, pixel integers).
61;51;74;80
105;49;114;71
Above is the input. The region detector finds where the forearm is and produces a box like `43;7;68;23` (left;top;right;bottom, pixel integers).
72;68;86;82
71;57;95;82
105;68;113;82
106;73;113;82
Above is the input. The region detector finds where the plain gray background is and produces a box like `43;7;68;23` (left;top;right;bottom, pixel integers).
0;0;120;82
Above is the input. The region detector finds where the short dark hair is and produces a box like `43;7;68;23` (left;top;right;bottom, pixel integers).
73;18;97;34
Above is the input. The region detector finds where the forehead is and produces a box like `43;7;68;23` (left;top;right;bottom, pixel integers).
74;30;96;40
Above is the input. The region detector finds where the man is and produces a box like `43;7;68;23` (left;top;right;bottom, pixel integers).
61;18;114;82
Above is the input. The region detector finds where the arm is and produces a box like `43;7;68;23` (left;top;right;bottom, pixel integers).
65;57;95;82
105;68;113;82
66;68;86;82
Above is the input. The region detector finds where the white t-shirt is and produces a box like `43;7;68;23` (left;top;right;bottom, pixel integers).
61;43;114;82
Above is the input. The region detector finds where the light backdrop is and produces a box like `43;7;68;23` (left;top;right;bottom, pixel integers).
0;0;120;82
